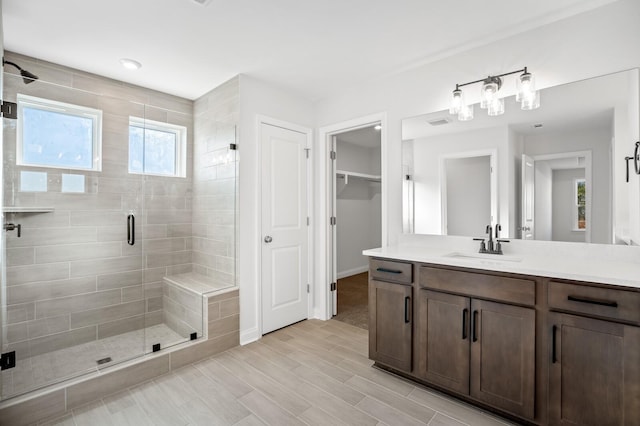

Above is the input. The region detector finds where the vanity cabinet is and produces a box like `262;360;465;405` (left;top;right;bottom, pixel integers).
547;280;640;426
367;256;640;425
417;267;535;420
368;259;413;372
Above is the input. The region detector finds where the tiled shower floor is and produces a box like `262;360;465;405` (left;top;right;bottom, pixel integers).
1;324;185;399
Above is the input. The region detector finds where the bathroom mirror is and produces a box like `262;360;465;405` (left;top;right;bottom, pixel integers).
402;68;640;244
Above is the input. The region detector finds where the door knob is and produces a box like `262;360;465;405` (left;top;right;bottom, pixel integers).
264;236;273;243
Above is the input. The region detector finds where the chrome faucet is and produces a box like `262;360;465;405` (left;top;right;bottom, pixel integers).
485;225;494;253
474;224;509;255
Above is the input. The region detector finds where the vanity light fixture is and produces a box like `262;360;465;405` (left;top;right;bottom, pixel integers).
450;67;540;121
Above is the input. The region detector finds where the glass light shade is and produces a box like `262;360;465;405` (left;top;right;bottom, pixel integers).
449;88;464;115
521;91;540;110
457;104;474;121
487;97;505;116
480;80;499;109
516;72;536;102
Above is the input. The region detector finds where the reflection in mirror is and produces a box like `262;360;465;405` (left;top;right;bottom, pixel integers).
402;69;640;245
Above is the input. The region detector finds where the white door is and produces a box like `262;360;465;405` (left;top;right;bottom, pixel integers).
261;123;308;334
521;154;535;239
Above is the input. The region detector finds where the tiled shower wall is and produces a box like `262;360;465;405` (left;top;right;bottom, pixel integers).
2;52;194;359
191;77;238;286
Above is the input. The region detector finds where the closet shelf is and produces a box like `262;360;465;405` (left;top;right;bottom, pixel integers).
3;207;55;213
336;169;381;184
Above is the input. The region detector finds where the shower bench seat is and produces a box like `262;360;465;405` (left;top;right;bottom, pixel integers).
162;272;236;341
163;271;234;294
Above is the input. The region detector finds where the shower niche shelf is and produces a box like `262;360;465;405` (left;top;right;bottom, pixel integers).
3;207;55;213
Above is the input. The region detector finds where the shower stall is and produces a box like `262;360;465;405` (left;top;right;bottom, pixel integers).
0;53;238;400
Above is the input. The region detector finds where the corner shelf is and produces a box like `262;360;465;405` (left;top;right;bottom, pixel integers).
336;169;381;184
3;207;55;213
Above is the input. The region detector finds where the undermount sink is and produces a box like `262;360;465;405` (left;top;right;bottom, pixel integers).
444;251;523;263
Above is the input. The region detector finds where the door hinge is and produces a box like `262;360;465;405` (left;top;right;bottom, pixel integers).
307;284;310;293
229;143;237;151
307;217;310;226
0;351;16;370
330;216;336;226
330;150;336;160
1;101;17;119
304;148;310;159
330;282;337;291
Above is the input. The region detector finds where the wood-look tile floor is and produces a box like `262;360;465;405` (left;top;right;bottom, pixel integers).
37;320;516;426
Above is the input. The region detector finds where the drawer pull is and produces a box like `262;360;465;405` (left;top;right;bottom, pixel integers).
472;310;479;342
567;295;618;308
462;308;468;340
404;296;411;323
552;325;558;364
377;267;403;274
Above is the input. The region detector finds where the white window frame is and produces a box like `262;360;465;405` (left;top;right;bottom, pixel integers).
16;94;102;171
128;117;187;178
573;178;586;232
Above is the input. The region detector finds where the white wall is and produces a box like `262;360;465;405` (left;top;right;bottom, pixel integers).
237;75;315;344
315;0;640;248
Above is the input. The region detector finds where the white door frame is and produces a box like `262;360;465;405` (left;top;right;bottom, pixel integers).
316;112;388;321
256;115;313;335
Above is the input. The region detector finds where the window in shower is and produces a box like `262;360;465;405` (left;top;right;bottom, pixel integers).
16;94;103;171
128;117;187;177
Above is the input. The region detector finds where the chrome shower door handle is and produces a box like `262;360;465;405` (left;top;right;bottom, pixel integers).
264;236;273;243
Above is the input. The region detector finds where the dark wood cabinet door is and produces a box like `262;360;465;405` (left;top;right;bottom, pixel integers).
369;279;412;371
548;313;640;426
417;289;470;394
470;299;535;420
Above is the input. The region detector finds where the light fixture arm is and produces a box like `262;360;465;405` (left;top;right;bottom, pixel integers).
454;67;528;90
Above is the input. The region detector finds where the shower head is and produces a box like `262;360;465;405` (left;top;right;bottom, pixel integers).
3;59;39;84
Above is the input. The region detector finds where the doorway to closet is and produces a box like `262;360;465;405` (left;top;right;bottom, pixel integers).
330;125;382;329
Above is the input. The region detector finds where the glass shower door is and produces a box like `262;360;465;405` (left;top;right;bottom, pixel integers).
0;71;146;399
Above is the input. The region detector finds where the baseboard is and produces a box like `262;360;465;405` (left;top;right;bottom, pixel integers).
240;327;260;345
337;265;368;279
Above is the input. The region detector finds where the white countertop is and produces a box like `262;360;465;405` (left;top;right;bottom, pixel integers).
363;244;640;290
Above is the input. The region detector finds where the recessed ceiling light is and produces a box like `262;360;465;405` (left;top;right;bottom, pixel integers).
120;58;142;70
374;125;382;131
192;0;213;5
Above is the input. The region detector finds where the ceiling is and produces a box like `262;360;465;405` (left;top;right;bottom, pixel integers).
2;0;618;101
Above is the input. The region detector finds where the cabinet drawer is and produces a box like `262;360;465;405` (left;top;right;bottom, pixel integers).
419;266;535;306
548;281;640;324
370;259;413;284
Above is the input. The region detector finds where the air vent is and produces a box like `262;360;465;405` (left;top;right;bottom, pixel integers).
192;0;212;5
533;123;544;128
427;118;450;126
